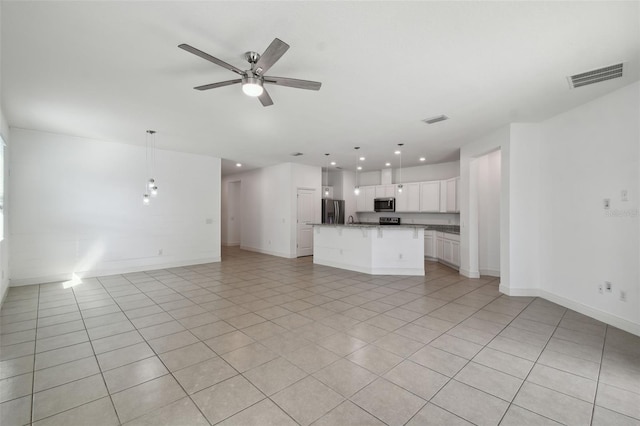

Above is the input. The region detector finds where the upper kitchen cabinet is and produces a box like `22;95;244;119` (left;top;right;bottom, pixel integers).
396;182;420;212
419;181;441;212
446;177;460;213
356;185;376;212
375;184;396;198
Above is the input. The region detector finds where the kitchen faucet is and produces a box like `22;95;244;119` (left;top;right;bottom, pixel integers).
348;215;354;224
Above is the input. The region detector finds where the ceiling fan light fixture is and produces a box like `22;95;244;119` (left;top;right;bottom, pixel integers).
242;77;264;97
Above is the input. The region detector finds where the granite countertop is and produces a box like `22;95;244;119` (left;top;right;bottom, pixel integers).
313;223;425;230
313;223;460;234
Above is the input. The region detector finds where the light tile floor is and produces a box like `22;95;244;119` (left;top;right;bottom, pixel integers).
1;247;639;425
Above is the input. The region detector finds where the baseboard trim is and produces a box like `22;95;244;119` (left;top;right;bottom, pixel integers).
10;256;221;287
240;246;296;259
314;258;424;276
459;267;479;278
480;268;500;277
222;242;240;247
499;285;640;337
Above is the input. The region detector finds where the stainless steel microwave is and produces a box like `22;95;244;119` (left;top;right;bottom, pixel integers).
374;197;395;212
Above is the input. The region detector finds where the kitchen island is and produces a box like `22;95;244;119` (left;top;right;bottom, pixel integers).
313;224;425;276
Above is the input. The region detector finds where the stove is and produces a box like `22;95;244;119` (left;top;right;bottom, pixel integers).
379;217;401;225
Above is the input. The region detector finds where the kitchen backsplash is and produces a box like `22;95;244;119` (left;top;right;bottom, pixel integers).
356;212;460;226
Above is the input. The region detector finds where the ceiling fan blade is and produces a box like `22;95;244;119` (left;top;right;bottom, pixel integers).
263;76;322;91
258;88;274;107
178;44;245;76
194;79;242;91
253;38;290;75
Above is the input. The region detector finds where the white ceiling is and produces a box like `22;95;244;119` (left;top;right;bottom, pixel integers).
2;1;638;176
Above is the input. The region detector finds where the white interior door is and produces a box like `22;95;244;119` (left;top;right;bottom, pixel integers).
297;188;315;257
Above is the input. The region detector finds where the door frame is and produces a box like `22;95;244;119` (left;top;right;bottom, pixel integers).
296;187;316;257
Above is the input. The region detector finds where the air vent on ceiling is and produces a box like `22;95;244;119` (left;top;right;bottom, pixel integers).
423;115;449;125
568;63;623;89
290;152;304;157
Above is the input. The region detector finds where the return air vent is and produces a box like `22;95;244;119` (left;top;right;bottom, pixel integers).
568;63;623;88
422;115;449;125
290;152;304;157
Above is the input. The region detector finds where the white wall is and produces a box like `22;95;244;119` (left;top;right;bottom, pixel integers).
460;82;639;335
221;180;241;246
10;129;221;285
535;82;639;331
394;161;460;184
460;126;511;281
477;150;501;276
0;107;10;303
358;161;460;186
222;162;321;258
327;170;357;222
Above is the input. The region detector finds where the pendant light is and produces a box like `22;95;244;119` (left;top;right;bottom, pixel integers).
142;130;159;205
396;143;404;193
324;153;330;197
354;147;361;195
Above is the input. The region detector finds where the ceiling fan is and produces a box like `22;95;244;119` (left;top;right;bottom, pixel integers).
178;38;322;107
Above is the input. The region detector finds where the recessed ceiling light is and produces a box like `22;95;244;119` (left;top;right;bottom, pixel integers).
419;157;426;162
385;162;391;167
236;163;242;167
357;166;362;170
394;150;401;155
330;161;336;166
359;157;365;161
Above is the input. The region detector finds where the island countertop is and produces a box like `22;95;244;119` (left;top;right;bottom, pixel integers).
313;223;460;234
312;223;424;229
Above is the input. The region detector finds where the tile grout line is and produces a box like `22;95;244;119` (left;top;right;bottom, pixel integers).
401;283;528;425
4;253;632;426
495;307;571;425
69;283;124;426
105;270;230;425
29;283;42;426
589;323;608;426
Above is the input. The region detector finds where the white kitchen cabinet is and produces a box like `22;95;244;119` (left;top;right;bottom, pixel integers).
419;181;440;212
375;184;396;198
436;232;460;269
451;239;460;266
436;233;444;259
446;177;459;213
356;186;376;212
396;182;420;212
439;181;448;213
424;230;436;259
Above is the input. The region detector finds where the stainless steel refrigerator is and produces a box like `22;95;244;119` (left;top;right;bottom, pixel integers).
321;199;345;224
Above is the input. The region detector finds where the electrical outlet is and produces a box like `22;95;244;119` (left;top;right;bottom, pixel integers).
603;199;610;209
620;291;627;302
598;284;603;294
605;281;612;293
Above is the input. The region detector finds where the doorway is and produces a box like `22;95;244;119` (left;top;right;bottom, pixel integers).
226;181;241;246
473;149;501;277
296;188;315;257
